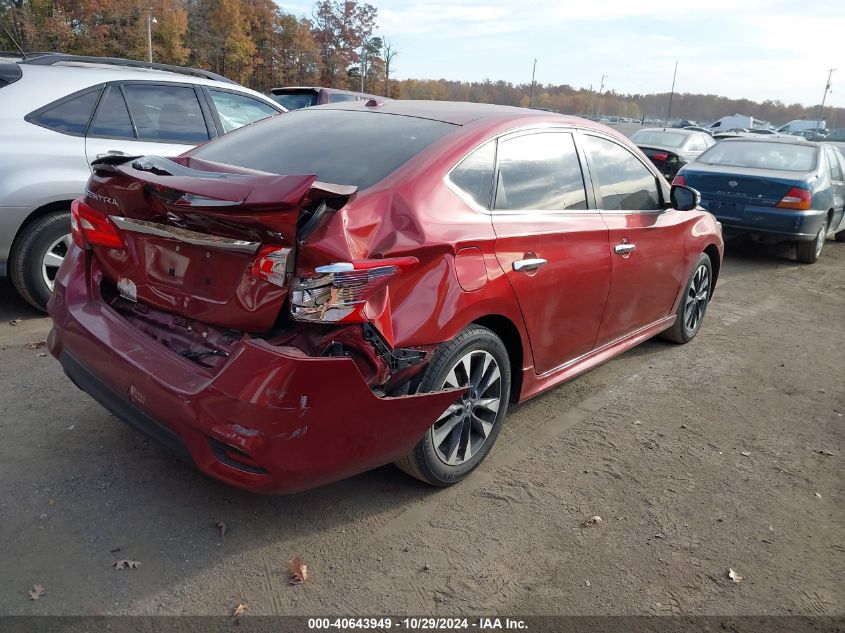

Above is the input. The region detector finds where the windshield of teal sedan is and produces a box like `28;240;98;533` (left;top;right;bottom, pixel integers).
697;141;817;171
630;130;687;148
192;109;456;190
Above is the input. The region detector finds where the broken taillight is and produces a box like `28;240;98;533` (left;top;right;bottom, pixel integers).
71;198;124;249
250;246;293;287
290;257;417;323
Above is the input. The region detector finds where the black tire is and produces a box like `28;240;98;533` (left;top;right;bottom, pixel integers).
835;227;845;243
395;325;511;487
9;211;72;311
795;218;827;264
660;253;713;344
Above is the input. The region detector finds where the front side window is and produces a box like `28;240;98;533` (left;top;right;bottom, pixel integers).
89;85;134;139
123;84;209;143
584;135;661;211
28;88;101;136
448;141;495;209
494;132;587;211
209;90;278;133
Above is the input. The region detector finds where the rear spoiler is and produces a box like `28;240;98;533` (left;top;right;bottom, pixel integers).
91;154;357;210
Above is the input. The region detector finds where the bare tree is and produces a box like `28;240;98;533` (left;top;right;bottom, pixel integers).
382;37;397;97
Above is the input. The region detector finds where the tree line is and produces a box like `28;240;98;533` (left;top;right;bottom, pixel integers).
1;0;841;126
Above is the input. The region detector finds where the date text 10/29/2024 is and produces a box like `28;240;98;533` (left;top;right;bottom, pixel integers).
307;618;529;630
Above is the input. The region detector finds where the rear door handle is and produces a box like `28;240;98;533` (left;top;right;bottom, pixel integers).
513;258;547;272
613;243;637;255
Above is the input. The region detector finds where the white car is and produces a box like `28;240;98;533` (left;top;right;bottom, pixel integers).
0;53;284;309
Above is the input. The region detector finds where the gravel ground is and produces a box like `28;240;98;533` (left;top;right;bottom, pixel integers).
0;236;843;618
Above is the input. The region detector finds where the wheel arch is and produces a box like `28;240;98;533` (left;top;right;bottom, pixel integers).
703;243;721;296
472;314;524;404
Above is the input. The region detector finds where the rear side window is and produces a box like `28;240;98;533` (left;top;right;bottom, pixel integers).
494;132;587;211
209;90;278;133
28;89;101;136
192;109;455;191
328;93;361;103
584;135;661;211
449;141;495;209
123;84;209;143
825;147;843;181
89;86;134;139
270;92;318;110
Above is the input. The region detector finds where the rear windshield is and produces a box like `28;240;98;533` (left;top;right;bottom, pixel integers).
696;141;817;172
192;109;456;190
270;91;318;110
630;130;688;148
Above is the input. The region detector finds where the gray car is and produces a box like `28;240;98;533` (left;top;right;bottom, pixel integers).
629;127;716;181
0;53;284;310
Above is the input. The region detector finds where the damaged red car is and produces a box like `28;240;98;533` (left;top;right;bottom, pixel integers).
47;101;724;493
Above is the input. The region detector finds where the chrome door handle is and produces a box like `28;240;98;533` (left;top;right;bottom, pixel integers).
513;258;547;272
613;243;637;255
96;150;130;159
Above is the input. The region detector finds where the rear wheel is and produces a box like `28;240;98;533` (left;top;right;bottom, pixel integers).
394;325;511;486
10;211;72;311
796;218;827;264
660;253;713;344
835;227;845;242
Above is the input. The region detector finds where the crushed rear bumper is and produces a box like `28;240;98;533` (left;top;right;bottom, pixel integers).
47;247;459;494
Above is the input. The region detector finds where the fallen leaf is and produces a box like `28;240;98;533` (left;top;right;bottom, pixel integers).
584;580;591;587
29;584;45;600
728;568;742;583
9;319;22;326
740;451;751;457
113;559;141;570
814;492;822;499
583;515;603;527
232;602;247;617
816;450;834;456
215;521;226;537
288;556;308;585
37;352;47;358
28;341;46;350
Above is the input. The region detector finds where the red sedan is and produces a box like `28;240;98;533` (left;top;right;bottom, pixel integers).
47;101;723;493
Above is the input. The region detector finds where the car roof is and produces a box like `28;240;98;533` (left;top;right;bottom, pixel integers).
310;99;584;126
718;136;816;146
2;61;279;117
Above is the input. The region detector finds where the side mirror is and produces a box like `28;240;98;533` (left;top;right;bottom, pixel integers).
670;184;700;211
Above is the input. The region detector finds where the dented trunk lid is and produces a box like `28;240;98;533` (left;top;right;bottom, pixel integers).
84;155;354;333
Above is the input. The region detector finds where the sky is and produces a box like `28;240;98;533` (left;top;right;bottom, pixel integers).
279;0;844;108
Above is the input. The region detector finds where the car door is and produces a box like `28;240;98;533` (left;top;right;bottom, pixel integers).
581;133;686;346
823;146;845;232
84;82;210;166
490;129;611;374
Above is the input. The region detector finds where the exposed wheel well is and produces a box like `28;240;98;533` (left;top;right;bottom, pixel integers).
703;244;720;295
473;314;524;403
8;200;73;273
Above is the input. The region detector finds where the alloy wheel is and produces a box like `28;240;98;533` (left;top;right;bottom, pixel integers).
432;350;502;466
814;221;827;259
684;264;710;334
42;233;72;292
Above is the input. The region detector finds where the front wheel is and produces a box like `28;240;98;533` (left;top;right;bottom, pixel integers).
660;253;713;344
796;218;827;264
394;325;511;486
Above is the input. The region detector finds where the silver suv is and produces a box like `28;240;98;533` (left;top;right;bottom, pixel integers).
0;53;284;310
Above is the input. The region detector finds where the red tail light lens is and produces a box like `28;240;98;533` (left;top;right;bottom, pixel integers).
672;175;687;186
777;187;812;210
652;152;669;161
290;257;417;323
71;197;123;249
250;246;293;287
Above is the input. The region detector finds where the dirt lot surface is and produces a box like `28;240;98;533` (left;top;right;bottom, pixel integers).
0;237;843;618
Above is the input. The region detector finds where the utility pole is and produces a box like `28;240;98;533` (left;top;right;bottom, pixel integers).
666;60;678;125
529;58;538;107
146;14;156;63
360;43;367;92
596;74;607;116
815;68;835;124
